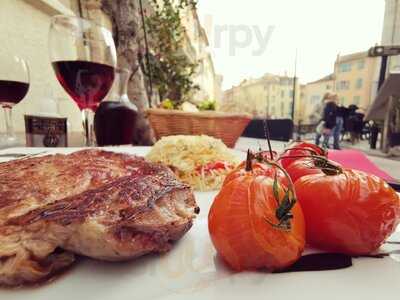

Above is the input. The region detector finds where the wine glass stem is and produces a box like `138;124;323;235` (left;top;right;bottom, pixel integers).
3;106;14;138
82;108;95;147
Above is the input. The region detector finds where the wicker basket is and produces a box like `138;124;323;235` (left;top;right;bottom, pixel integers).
147;109;252;148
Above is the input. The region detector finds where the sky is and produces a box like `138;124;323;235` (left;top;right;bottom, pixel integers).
197;0;385;90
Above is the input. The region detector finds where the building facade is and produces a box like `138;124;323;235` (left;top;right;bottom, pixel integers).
214;74;224;105
180;7;222;103
333;51;377;110
221;73;303;121
298;84;307;123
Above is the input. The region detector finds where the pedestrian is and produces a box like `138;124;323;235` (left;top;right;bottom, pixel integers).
321;95;337;148
332;95;344;150
354;109;365;142
341;105;351;141
347;105;360;144
314;93;331;146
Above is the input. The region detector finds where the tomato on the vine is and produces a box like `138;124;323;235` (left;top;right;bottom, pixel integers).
224;156;288;187
295;168;400;255
285;157;342;183
288;142;326;156
209;156;305;271
280;142;327;169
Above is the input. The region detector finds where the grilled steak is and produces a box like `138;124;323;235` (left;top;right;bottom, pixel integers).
0;150;198;286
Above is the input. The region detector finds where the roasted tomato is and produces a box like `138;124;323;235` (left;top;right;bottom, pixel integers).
223;151;288;187
280;142;327;169
209;158;305;271
295;168;400;255
287;141;327;156
285;157;342;183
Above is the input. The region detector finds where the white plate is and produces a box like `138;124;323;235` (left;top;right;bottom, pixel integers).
0;147;399;300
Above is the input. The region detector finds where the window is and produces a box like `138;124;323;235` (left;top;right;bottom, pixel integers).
311;95;320;104
289;90;294;98
336;80;350;90
280;78;289;85
326;84;331;90
280;102;284;116
357;60;365;70
281;90;285;98
355;78;363;89
340;97;346;105
353;96;361;105
339;63;352;72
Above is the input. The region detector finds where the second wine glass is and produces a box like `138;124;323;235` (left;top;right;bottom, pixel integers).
49;15;116;146
0;54;30;148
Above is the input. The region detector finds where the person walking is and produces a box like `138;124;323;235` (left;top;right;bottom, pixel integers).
321;95;337;148
347;105;359;144
332;95;344;150
314;93;331;146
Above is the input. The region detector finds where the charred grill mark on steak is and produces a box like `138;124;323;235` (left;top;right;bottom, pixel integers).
0;150;198;286
0;150;148;211
7;172;192;227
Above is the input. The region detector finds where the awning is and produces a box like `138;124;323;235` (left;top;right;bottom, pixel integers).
365;72;400;121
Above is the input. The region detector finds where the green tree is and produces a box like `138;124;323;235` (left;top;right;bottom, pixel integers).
145;0;199;108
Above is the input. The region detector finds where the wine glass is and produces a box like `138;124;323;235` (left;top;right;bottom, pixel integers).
48;15;116;146
0;54;30;148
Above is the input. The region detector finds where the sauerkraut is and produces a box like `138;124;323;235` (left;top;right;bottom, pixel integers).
146;135;240;191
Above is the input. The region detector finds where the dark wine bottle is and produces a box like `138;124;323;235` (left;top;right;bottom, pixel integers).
94;68;138;146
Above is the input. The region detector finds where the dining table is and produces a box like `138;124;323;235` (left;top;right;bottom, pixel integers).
0;140;399;300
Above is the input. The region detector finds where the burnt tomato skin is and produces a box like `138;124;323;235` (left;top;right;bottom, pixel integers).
209;174;305;271
288;142;326;156
280;142;327;169
295;169;400;255
224;160;289;187
285;157;341;183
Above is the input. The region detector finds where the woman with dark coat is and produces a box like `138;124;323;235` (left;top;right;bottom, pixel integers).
322;99;337;148
333;100;346;149
347;105;362;144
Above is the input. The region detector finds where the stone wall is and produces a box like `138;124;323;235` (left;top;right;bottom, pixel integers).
0;0;83;133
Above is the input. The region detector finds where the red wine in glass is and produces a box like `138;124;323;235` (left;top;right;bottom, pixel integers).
49;15;116;146
0;80;29;107
52;60;114;111
0;54;29;147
